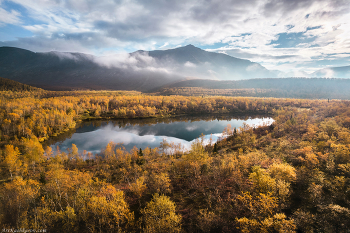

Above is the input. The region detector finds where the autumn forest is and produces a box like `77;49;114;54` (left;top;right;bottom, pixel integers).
1;81;350;232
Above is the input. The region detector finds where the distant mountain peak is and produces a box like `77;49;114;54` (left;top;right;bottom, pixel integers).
132;50;145;54
181;44;199;50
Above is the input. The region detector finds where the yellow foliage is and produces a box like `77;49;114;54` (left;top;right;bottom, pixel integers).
4;144;21;179
86;189;134;232
142;194;181;233
249;166;276;194
237;217;259;233
148;172;171;194
275;179;291;207
268;163;297;183
2;177;40;228
22;136;45;165
236;192;296;233
183;138;209;163
238;151;269;175
130;176;147;198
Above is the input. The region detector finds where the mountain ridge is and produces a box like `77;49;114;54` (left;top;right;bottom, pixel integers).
0;46;183;91
0;45;349;92
0;45;277;91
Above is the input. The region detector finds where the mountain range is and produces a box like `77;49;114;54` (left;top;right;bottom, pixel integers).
0;45;349;92
0;46;182;91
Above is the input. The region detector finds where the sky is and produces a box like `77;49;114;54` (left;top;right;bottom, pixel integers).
0;0;350;74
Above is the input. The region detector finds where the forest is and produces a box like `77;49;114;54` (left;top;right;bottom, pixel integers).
1;85;350;232
158;78;350;99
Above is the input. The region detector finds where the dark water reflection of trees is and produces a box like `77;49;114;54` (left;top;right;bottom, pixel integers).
43;113;271;152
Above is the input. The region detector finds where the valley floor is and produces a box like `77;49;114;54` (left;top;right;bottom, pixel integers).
1;90;350;232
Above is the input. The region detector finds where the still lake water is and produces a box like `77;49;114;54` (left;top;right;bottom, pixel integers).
50;115;273;154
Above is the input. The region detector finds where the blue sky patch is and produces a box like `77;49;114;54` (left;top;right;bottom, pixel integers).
0;24;33;41
199;42;229;50
270;32;316;48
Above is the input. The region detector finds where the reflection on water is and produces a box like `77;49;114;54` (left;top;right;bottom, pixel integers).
49;115;273;154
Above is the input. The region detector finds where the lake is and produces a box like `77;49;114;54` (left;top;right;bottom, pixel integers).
49;115;273;154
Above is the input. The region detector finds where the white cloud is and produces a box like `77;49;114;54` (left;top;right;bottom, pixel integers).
159;42;169;48
1;0;350;73
184;61;196;68
317;68;335;77
0;8;22;26
93;53;138;69
185;125;198;131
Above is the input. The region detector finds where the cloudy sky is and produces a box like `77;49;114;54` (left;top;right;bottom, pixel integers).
1;0;350;74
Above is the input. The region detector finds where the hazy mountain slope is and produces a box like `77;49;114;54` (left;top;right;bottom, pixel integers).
157;78;350;99
0;45;279;91
164;78;343;89
0;47;184;91
146;45;277;80
313;65;350;78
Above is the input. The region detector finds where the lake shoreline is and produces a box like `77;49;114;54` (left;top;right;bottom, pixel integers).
79;110;273;122
45;114;274;154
